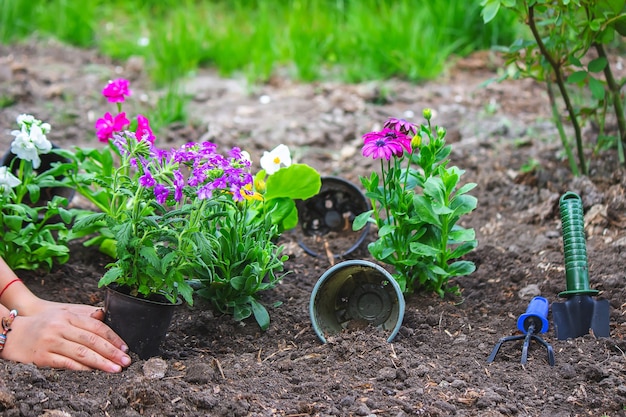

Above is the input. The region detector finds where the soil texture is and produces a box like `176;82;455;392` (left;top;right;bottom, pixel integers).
0;40;625;417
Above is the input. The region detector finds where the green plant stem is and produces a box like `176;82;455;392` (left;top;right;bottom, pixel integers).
547;79;580;175
380;159;392;225
528;5;587;175
594;42;626;165
130;182;145;283
401;154;411;194
15;159;27;204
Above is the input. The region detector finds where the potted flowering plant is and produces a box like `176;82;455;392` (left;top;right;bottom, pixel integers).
72;79;320;349
193;143;321;330
0;115;76;271
353;110;478;296
70;79;254;357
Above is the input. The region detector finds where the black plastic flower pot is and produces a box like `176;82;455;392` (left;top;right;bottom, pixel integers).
295;176;370;258
1;145;75;206
104;285;182;360
309;260;405;343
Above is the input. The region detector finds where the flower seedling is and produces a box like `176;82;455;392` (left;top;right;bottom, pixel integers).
71;79;321;329
194;144;321;329
353;110;478;295
71;79;252;306
0;115;76;271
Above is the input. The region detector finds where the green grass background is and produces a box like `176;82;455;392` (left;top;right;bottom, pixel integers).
1;0;520;86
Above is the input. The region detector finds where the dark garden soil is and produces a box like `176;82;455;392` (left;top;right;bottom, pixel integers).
1;39;625;417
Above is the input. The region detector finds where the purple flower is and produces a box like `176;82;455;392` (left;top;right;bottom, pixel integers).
135;114;155;144
188;165;207;187
384;118;417;136
228;147;251;168
173;170;185;202
102;79;131;103
197;183;215;200
139;169;155;188
151;147;170;163
154;184;169;204
362;129;407;160
95;112;130;142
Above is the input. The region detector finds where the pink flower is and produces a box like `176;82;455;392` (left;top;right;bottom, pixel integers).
95;112;130;142
135;114;155;144
102;79;131;103
362;129;409;160
384;118;417;136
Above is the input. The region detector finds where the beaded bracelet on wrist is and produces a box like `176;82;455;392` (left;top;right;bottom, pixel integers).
0;310;18;352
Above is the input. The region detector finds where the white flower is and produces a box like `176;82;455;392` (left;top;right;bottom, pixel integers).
10;122;52;169
28;124;52;154
260;144;292;175
16;114;36;126
0;166;21;197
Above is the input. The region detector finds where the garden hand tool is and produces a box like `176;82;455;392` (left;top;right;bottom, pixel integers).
487;296;555;366
551;192;610;340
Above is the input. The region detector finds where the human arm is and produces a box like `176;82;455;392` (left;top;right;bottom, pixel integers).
0;257;131;372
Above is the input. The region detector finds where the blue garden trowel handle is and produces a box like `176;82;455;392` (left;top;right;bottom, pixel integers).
517;296;550;334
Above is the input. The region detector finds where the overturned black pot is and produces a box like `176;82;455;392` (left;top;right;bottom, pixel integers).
295;176;370;258
0;145;75;206
104;285;181;360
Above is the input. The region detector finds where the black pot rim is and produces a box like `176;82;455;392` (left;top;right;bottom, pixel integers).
296;175;371;258
106;284;183;307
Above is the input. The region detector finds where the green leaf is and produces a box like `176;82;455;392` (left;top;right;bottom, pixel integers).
3;215;23;230
589;18;602;31
424;177;446;205
178;281;194;306
54;207;69;224
99;238;117;258
32;244;69;257
480;0;501;23
280;204;299;230
447;260;477;276
449;240;478;259
263;197;289;223
409;241;440;258
449;228;476;243
413;195;441;227
264;164;321;200
231;275;246;291
378;224;395;238
244;271;261;293
567;54;583;67
451;195;478;217
566;70;588;84
588;76;606;100
456;182;477;196
233;304;252;322
250;298;271;331
99;266;123;287
72;212;107;232
115;222;133;250
588;57;608;73
26;184;41;203
352;210;374;231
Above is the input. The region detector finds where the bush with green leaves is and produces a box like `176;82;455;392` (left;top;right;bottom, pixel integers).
482;0;626;175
